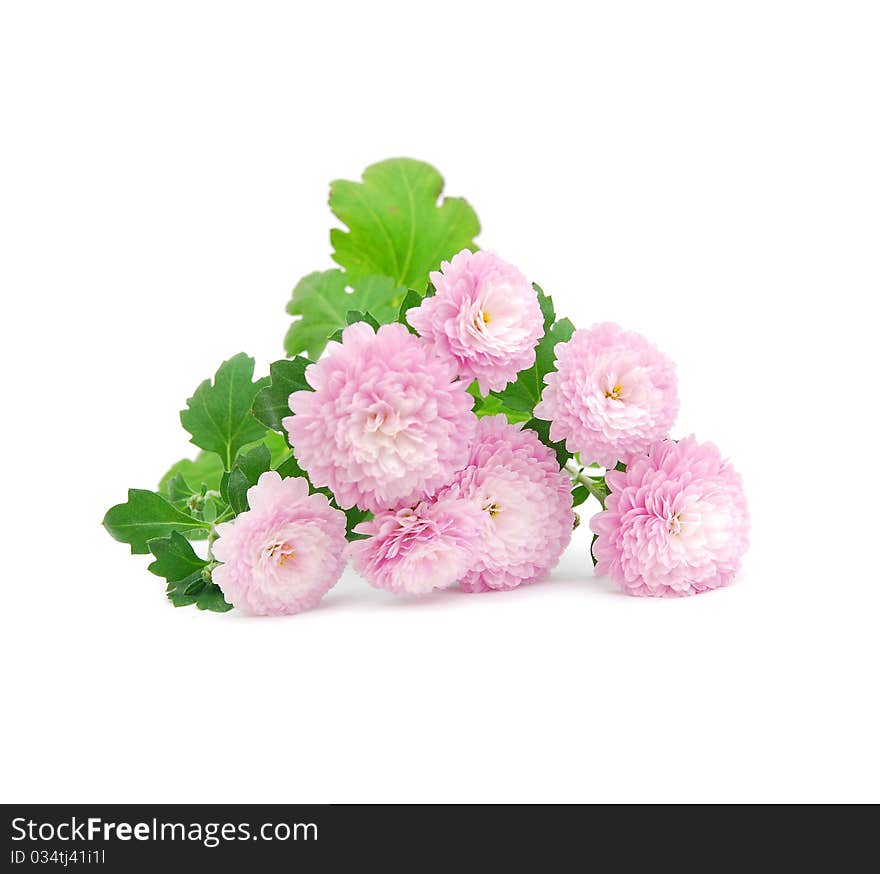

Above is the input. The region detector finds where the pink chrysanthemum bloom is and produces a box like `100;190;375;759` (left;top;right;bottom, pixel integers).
407;250;544;394
284;322;476;513
349;496;483;595
534;322;679;468
212;472;347;615
590;436;749;597
440;415;574;592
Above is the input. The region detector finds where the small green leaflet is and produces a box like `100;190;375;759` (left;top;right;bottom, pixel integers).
103;489;210;554
220;443;273;514
491;287;574;414
165;472;197;503
158;451;225;497
147;532;231;612
180;353;269;470
572;485;590;507
329;157;480;289
397;288;423;332
157;431;291;498
147;530;208;581
327;310;381;343
252;357;313;434
472;393;531;424
535;281;553;325
342;506;372;541
590;533;600;568
523;417;570;469
284;270;403;359
573;474;609;509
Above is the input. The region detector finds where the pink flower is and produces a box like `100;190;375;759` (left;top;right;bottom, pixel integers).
284;322;476;513
349;496;483;595
441;415;574;592
407;250;544;394
212;472;347;615
590;436;749;597
534;322;678;468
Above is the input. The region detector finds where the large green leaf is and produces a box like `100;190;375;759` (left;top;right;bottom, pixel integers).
180;353;269;470
284;270;403;359
329;157;480;289
103;489;210;554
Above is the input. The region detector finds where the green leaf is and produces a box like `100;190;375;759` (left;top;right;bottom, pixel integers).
523;417;570;469
147;531;208;581
234;443;271;484
147;532;231;612
166;574;231;611
343;506;372;541
572;485;590;507
534;282;554;326
329;157;480;289
180;353;270;470
103;489;210;554
194;584;233;612
224;468;251;515
165;571;207;607
284;270;404;359
165;472;196;503
219;443;274;514
585;476;609;508
328;310;381;342
492;313;575;413
158;451;225;496
275;453;309;481
472;394;532;424
252;358;312;434
261;430;294;467
397;288;424;332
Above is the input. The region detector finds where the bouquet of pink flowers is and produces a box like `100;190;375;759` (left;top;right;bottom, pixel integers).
104;158;749;615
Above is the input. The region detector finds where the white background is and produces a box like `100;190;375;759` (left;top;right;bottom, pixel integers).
2;1;878;803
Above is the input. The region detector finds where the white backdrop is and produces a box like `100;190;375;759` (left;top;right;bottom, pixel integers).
2;1;878;802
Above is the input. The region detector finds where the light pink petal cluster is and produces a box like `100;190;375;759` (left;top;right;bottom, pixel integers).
284;322;476;513
441;415;574;592
590;436;749;597
212;472;347;615
407;250;545;394
534;322;678;468
349;496;483;595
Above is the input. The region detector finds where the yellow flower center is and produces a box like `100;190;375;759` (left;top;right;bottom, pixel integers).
268;541;296;566
474;311;491;329
483;500;501;518
605;384;624;400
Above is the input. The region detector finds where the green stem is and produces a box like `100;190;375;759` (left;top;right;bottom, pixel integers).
206;529;218;563
564;459;609;508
